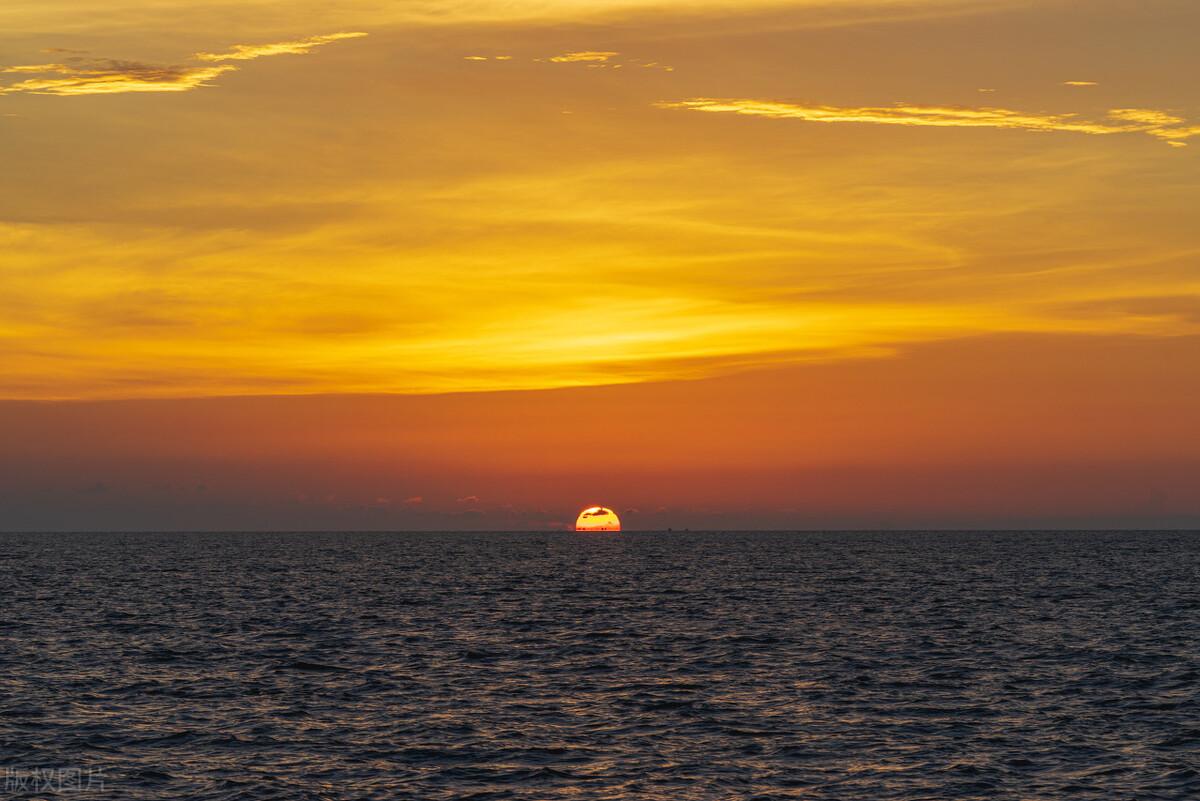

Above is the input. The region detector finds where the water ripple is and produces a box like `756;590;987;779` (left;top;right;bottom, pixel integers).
0;531;1198;799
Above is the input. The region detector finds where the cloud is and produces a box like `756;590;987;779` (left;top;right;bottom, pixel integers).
0;60;235;96
631;59;674;72
1063;81;1098;87
549;51;620;63
195;32;368;63
1108;108;1184;126
659;98;1200;146
403;495;424;505
1;33;367;97
1156;131;1200;148
456;495;481;504
1054;295;1200;325
522;51;674;71
582;507;616;517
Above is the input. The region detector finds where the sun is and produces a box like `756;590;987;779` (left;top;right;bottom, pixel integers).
575;505;621;532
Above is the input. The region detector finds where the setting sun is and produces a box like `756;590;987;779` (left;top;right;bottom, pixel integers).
575;506;621;532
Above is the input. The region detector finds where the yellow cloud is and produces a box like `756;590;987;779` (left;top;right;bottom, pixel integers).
534;51;672;71
0;33;368;97
1154;127;1200;147
659;98;1200;146
0;61;235;95
549;51;620;63
194;32;368;62
1063;80;1098;87
4;145;1195;401
1108;108;1184;126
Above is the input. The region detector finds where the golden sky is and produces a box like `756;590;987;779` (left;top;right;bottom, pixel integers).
1;0;1197;528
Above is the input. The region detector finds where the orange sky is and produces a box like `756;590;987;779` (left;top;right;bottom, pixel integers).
3;333;1197;529
1;0;1197;529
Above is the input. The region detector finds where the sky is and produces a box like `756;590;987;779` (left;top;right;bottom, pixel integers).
1;0;1197;530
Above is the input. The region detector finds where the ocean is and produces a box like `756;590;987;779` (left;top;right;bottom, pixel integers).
1;530;1197;799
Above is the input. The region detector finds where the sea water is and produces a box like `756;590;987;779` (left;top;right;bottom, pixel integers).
1;530;1197;799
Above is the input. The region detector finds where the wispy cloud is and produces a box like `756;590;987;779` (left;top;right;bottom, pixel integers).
477;50;672;71
548;51;620;63
1063;81;1098;87
1108;108;1183;126
1;33;367;97
629;59;674;72
0;60;234;96
195;32;368;63
659;98;1200;146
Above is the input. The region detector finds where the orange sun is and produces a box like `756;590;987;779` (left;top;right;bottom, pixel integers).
575;505;621;532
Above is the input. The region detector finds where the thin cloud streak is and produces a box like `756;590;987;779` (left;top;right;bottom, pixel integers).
659;98;1200;146
0;33;367;97
195;32;368;62
0;60;234;95
548;51;621;63
473;51;672;70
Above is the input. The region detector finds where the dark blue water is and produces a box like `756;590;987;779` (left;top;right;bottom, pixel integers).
1;531;1198;799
